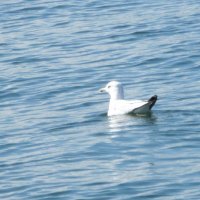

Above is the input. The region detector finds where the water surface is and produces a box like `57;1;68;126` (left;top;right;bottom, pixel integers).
1;0;200;199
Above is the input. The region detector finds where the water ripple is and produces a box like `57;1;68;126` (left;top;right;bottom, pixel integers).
1;0;200;199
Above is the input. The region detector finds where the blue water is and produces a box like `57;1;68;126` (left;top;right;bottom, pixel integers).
1;0;200;199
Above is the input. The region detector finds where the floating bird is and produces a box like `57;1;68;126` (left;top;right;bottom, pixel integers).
99;81;157;116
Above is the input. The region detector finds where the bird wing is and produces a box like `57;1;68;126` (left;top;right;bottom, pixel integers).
115;100;149;114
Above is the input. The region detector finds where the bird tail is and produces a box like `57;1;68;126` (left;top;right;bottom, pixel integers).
148;95;157;110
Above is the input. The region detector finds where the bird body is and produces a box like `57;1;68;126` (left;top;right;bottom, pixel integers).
99;81;157;116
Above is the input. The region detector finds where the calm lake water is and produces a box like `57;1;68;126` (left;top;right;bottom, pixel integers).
1;0;200;199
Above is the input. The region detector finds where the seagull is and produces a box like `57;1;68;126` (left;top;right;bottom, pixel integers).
99;81;157;116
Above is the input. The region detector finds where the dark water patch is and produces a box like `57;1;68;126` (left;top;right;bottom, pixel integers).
0;91;21;101
112;24;132;30
53;21;71;27
11;6;46;14
5;56;55;65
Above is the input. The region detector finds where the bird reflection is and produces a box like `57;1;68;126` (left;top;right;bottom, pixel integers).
108;113;156;133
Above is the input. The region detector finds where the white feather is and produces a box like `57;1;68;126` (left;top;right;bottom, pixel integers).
99;81;156;116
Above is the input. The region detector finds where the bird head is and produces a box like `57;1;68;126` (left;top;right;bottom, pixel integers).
99;81;124;100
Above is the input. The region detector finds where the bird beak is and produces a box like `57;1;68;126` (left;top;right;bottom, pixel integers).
99;87;106;93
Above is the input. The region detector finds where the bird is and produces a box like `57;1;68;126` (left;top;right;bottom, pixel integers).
99;81;157;116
